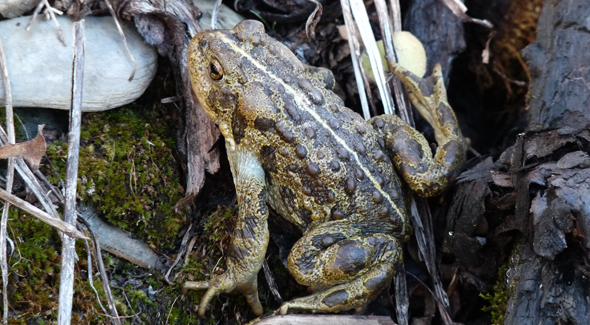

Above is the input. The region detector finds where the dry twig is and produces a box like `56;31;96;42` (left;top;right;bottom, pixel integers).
0;188;87;239
104;0;138;81
210;0;223;29
0;25;15;325
77;216;121;324
57;19;90;325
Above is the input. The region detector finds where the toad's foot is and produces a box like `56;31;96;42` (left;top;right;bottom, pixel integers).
197;272;263;316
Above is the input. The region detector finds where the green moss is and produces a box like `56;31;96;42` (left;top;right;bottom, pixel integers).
5;209;112;324
0;108;26;141
45;106;186;250
176;206;237;284
480;263;512;325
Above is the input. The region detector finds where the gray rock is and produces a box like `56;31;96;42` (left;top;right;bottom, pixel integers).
0;15;157;112
0;0;38;19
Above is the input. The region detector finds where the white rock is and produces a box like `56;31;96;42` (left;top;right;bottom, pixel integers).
0;0;38;19
0;16;158;112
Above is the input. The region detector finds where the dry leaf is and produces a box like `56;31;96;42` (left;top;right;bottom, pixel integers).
0;125;47;171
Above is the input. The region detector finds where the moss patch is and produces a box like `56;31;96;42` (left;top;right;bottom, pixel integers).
5;209;111;324
45;106;186;251
480;262;512;325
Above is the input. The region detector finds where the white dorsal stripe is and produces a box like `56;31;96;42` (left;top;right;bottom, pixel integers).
217;33;404;222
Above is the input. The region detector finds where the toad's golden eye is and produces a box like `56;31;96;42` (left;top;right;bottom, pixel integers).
209;59;224;80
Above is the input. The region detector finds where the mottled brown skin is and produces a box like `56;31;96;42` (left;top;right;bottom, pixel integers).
186;20;467;317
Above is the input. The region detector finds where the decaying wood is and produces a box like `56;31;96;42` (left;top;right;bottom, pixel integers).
503;0;590;322
523;0;590;131
403;0;466;83
115;0;220;204
442;0;590;323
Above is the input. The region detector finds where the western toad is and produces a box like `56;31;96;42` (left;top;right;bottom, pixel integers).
187;20;467;316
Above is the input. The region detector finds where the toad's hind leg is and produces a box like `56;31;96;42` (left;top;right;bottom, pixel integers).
370;63;467;197
280;223;402;314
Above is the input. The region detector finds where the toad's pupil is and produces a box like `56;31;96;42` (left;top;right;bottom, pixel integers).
210;61;223;80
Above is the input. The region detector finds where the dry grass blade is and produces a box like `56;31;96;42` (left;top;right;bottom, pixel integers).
348;0;395;115
77;216;121;325
411;199;453;322
375;0;413;124
340;0;371;119
263;258;283;304
164;223;193;284
0;125;47;171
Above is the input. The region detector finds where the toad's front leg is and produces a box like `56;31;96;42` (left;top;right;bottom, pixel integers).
198;146;269;316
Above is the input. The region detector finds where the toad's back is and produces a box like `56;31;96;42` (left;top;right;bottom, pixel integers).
188;21;409;236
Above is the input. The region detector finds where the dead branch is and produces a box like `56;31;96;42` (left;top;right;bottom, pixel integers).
57;19;92;325
0;22;14;325
0;188;87;239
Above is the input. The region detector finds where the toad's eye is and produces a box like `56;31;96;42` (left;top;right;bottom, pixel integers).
209;59;224;80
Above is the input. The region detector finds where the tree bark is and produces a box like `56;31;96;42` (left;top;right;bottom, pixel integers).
443;0;590;324
503;0;590;323
523;0;590;131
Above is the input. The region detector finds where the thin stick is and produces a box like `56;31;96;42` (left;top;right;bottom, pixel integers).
164;223;192;284
25;1;45;31
0;25;15;325
0;188;87;239
0;123;61;218
77;216;121;324
83;238;109;315
211;0;223;29
42;0;66;45
58;20;85;325
104;0;138;81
